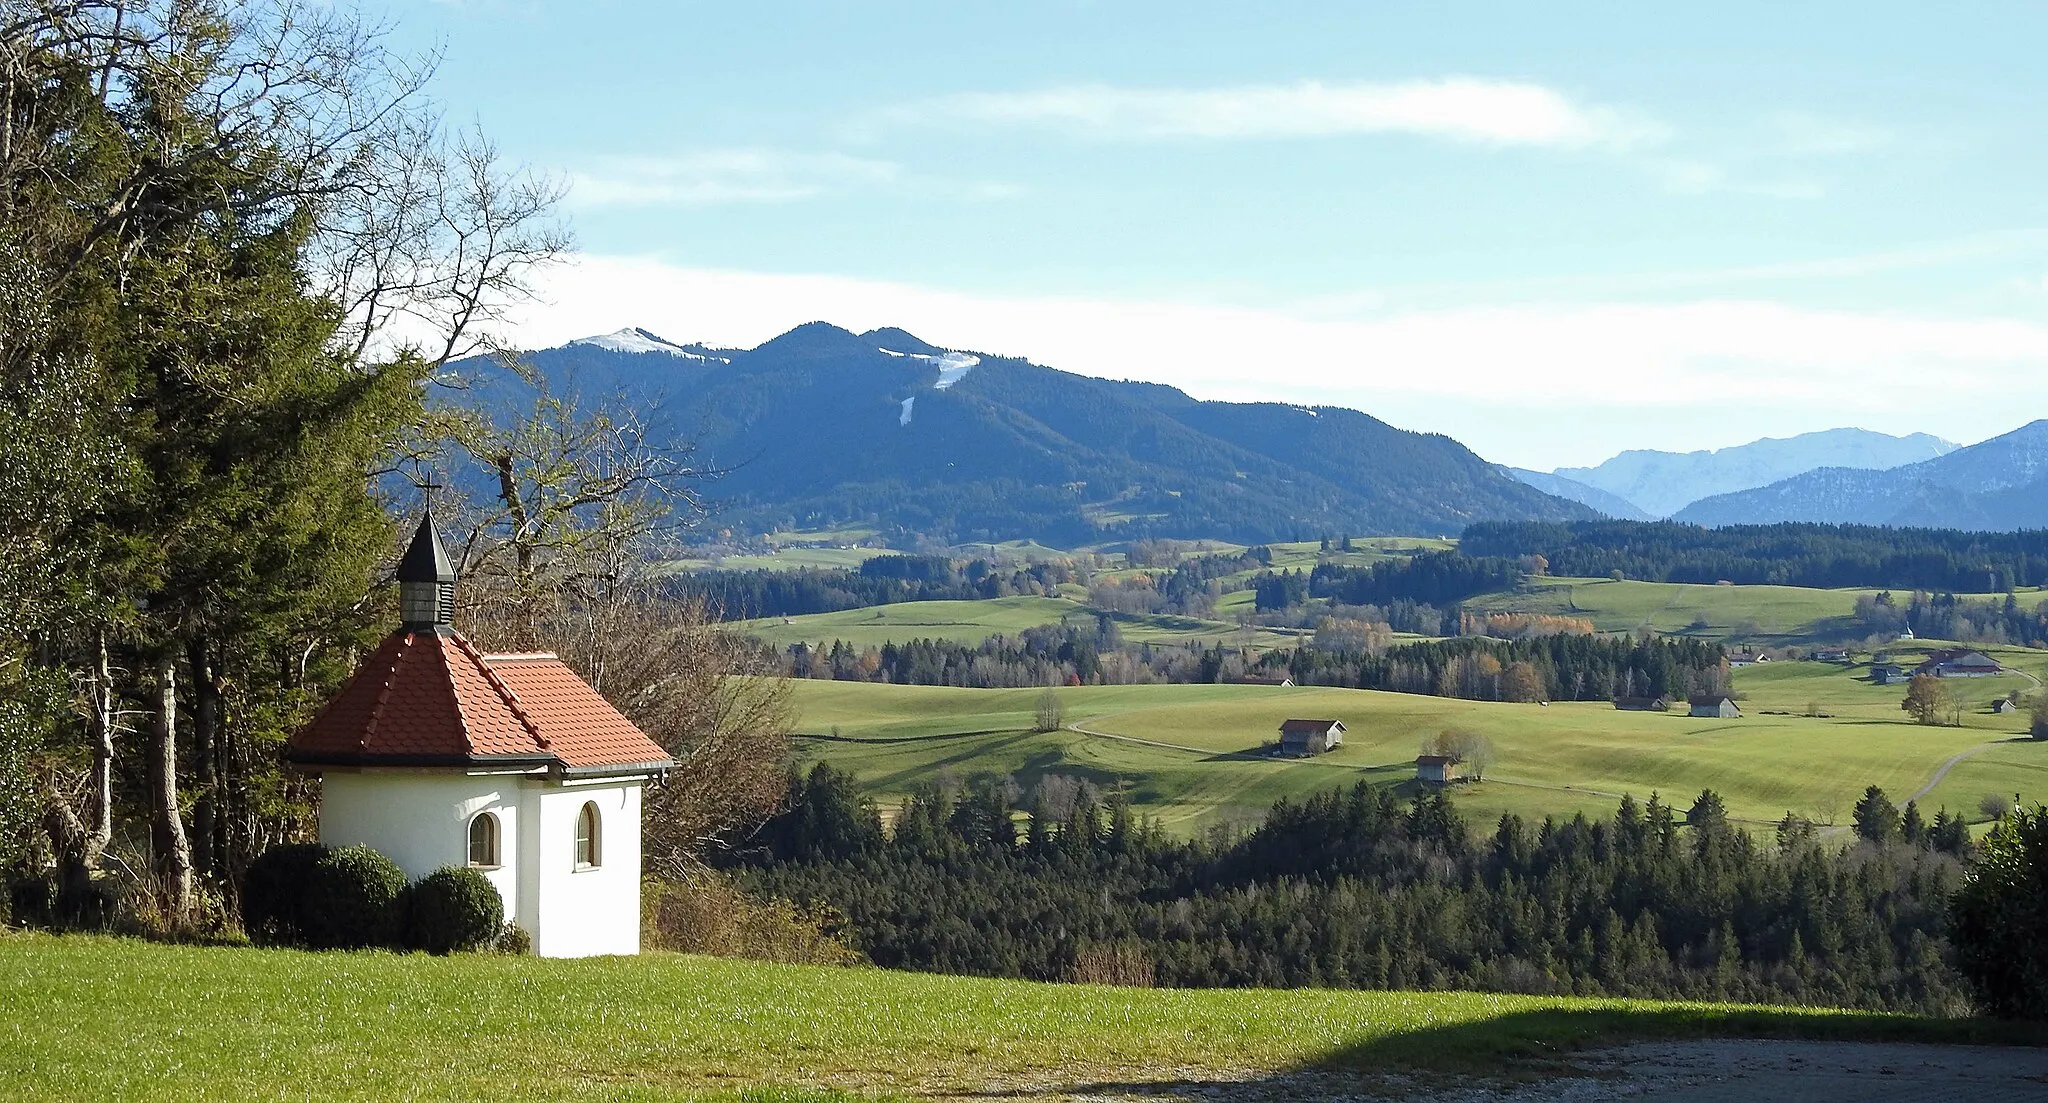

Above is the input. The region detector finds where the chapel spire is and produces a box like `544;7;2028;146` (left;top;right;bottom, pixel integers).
396;509;456;630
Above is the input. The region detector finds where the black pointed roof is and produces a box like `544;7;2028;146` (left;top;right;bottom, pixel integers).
396;511;455;583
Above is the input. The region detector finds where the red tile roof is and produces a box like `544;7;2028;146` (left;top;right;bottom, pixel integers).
290;630;673;773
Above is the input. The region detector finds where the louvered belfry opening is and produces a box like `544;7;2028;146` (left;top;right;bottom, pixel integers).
395;510;458;629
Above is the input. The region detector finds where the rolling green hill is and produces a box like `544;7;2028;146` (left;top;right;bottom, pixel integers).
2;935;2035;1101
741;595;1305;651
1462;576;1887;643
787;644;2048;833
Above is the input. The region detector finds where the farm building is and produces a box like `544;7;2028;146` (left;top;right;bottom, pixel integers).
1415;755;1462;785
1228;676;1295;687
1870;663;1908;686
1811;647;1851;663
287;512;674;958
1916;649;2004;678
1727;651;1769;668
1278;718;1345;754
1613;696;1670;712
1688;695;1742;719
1994;699;2021;715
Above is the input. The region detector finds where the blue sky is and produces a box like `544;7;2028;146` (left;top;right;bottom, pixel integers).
389;1;2048;468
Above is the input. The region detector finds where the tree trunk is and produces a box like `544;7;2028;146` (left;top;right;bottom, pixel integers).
88;631;114;855
42;779;97;924
187;636;220;881
147;651;194;922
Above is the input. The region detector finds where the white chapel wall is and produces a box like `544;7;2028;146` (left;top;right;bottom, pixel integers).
317;770;522;927
530;778;645;958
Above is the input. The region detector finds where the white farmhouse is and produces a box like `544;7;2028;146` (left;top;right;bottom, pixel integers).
288;513;673;957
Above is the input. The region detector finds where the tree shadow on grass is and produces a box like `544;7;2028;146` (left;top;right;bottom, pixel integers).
951;1006;2048;1101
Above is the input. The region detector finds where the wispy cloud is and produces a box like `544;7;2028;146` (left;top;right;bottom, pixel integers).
866;78;1666;149
1766;111;1891;157
1293;229;2048;315
569;150;901;207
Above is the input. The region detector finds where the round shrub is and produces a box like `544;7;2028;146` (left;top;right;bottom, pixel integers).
405;866;504;954
301;845;407;950
241;843;326;946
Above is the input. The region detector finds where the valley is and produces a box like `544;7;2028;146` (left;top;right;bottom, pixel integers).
782;644;2048;835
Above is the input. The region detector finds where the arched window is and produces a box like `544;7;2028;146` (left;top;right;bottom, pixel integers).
467;811;500;868
574;802;601;869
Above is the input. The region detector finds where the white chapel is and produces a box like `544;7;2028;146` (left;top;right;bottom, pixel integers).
287;513;673;957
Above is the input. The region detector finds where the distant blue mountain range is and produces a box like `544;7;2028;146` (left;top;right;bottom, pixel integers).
1674;420;2048;530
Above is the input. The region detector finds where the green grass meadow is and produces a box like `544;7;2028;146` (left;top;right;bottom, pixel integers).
789;647;2048;833
1464;577;1885;643
3;935;2039;1101
743;596;1302;652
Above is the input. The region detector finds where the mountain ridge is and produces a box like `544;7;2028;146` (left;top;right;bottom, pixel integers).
473;322;1595;544
1673;420;2048;529
1557;427;1957;518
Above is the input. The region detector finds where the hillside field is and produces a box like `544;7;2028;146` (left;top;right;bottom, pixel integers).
1467;577;1880;643
2;935;2038;1102
787;643;2048;833
741;596;1303;652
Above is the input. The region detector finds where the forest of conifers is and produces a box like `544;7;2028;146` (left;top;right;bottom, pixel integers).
730;765;1975;1014
1463;521;2048;591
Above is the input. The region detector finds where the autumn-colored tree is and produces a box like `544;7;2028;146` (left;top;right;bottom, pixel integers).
1502;661;1546;703
1901;674;1958;727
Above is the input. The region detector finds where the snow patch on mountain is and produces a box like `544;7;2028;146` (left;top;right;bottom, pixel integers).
573;327;728;361
931;352;979;389
899;396;916;426
880;347;981;390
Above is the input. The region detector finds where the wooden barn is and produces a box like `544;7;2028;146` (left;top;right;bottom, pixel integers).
1278;718;1345;755
1688;695;1742;719
1415;755;1461;785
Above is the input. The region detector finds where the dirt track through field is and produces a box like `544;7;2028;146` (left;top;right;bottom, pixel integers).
1909;741;2008;803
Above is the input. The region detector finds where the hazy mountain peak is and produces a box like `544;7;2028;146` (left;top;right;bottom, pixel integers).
1558;427;1958;518
1673;420;2048;529
752;320;873;359
571;326;695;356
859;326;945;356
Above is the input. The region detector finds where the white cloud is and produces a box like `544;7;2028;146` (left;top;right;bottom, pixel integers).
868;78;1665;149
568;150;900;206
501;254;2048;467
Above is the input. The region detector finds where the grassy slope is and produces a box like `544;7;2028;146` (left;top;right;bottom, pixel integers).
744;596;1302;652
790;646;2048;833
2;935;2037;1102
1464;577;1888;643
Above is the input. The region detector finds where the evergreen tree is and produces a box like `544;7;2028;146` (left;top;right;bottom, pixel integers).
1853;786;1901;846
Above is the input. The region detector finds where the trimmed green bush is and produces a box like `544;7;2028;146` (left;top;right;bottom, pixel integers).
240;843;326;946
302;845;407;950
405;867;504;954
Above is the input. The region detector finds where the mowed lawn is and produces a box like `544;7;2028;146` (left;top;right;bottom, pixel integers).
2;936;2039;1102
789;650;2048;832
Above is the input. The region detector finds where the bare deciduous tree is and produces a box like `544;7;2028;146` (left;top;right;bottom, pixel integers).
466;588;792;879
